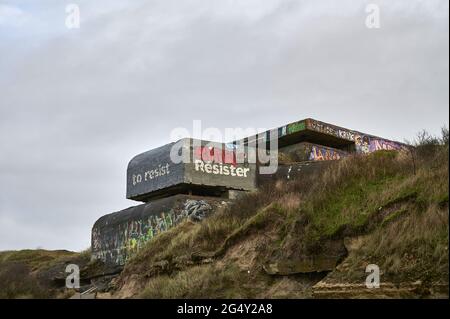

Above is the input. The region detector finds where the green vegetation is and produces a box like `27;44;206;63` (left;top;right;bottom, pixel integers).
0;249;77;271
121;129;449;298
140;263;267;299
1;129;447;299
0;249;89;299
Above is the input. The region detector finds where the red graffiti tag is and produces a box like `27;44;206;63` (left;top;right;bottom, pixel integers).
194;146;237;166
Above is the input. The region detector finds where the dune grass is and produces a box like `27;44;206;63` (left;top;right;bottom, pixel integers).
120;129;449;298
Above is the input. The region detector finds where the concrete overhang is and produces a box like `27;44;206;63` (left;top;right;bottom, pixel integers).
126;138;257;202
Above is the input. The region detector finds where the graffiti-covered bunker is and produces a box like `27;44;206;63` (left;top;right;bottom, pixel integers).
92;118;407;265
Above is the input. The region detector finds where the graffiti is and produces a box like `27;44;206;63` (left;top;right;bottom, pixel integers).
338;129;355;141
92;211;179;264
308;120;339;137
132;163;171;186
183;200;212;221
356;135;404;154
309;145;344;161
287;121;305;135
98;118;409;266
194;160;250;177
278;126;288;137
307;119;405;156
369;139;403;152
194;146;236;166
355;134;371;154
308;119;355;141
92;199;214;265
193;146;251;177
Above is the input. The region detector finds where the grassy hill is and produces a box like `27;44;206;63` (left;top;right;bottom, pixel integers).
112;131;448;298
0;249;84;298
1;130;448;299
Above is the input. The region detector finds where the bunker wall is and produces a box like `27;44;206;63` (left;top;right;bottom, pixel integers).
279;142;349;162
92;194;227;265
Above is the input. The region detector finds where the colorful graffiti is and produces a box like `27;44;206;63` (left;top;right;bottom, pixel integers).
308;145;345;161
356;135;405;154
307;119;406;155
369;139;404;152
338;129;355;141
194;146;237;166
287;121;306;134
308;119;340;137
92;199;213;265
278;125;287;137
355;134;371;154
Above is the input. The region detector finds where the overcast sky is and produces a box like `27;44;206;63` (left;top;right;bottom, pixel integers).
0;0;448;252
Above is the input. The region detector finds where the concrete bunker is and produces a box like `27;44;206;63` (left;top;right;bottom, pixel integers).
92;118;408;265
127;138;257;202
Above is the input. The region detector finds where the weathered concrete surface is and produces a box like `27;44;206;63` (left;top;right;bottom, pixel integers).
126;121;407;202
127;138;257;202
94;118;410;267
92;194;228;265
236;118;408;155
280;142;349;162
257;161;332;186
126;141;185;201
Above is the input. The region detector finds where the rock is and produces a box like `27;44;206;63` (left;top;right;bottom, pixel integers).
69;292;95;299
183;200;212;221
263;255;341;275
312;281;449;299
343;236;367;252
